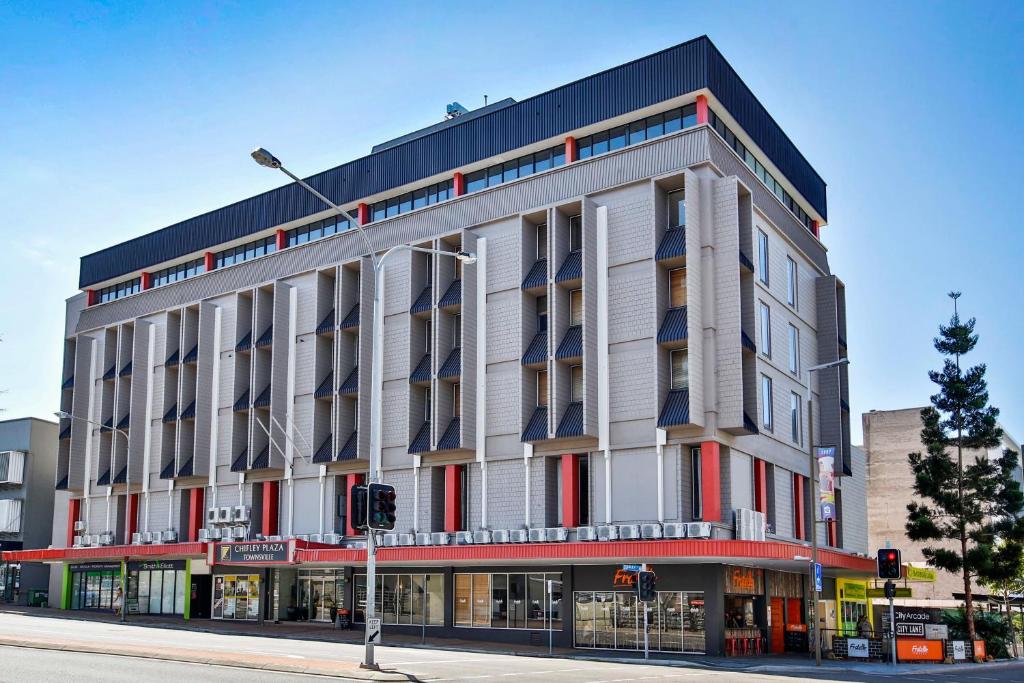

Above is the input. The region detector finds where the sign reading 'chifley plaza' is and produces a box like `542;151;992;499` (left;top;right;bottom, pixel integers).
218;541;290;564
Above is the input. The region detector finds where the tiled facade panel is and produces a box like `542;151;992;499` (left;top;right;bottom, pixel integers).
484;363;520;441
607;261;655;345
682;170;704;426
477;219;520;293
729;449;753;514
662;445;680;523
839;447;868;554
601;182;654;267
677;445;695;523
528;456;553;528
484;291;520;364
608;340;656;425
290;477;321;535
712;175;743;431
467;462;483;531
610;447;658;523
387;468;416;533
773;465;794;539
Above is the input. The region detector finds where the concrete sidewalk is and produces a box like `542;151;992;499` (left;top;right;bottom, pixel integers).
0;605;1017;678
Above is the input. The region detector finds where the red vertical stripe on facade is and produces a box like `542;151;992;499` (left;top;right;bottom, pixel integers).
187;488;205;542
700;441;721;522
126;493;139;542
453;172;465;197
262;481;279;537
793;474;806;541
753;459;768;514
561;454;580;528
66;498;81;547
827;520;837;547
444;464;462;533
695;94;709;125
564;136;578;163
140;272;151;290
86;290;97;306
275;229;286;252
811;220;820;239
357;203;369;226
204;251;215;272
345;473;365;537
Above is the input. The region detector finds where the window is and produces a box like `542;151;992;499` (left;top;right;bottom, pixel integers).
669;268;686;308
790;393;802;445
758;231;769;285
424;320;432;353
463;145;566;195
536;295;548;332
569;289;583;326
537;370;548;407
761;375;773;431
424;387;432;422
788;325;799;375
578;456;590;527
568;215;582;252
215;236;276;269
575;104;697;162
570;365;583;402
452;314;462;346
453;384;461;418
668;189;685;228
691;447;703;520
670;350;689;390
455;572;561;629
97;277;142;303
759;302;772;358
786;257;798;308
354;573;444;625
536;223;548;259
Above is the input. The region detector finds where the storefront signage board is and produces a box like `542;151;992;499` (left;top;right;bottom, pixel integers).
847;638;869;658
217;541;291;564
924;624;948;640
840;582;866;601
952;640;967;660
813;563;822;593
725;566;764;594
906;566;936;582
816;447;836;520
867;587;912;598
896;639;943;662
130;559;186;571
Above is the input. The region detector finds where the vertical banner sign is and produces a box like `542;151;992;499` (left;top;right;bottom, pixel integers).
816;447;836;520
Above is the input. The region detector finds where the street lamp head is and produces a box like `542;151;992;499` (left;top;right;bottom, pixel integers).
250;147;282;169
54;410;70;420
455;250;477;265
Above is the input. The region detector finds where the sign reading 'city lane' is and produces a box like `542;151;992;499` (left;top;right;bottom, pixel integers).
218;541;290;564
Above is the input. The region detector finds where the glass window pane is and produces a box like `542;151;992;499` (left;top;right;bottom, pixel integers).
577;136;592;159
386;198;399;217
149;570;163;614
413;189;427;209
668;189;685;228
646;113;664;139
502;160;518;183
354;574;366;623
412;574;425;625
527;573;546;629
609;126;627;150
426;574;444;625
659;591;683;651
683;592;706;653
455;574;471;626
664;109;682;133
174;570;186;614
518;154;534;177
398;574;413;625
373;202;386;221
466;170;486;193
594;592;615;648
472;573;490;627
382;574;397;624
628;121;646;145
682;104;697;128
399;193;413;214
592;131;609;155
137;570;150;614
547;574;563;629
616;592;641;649
534;149;552;172
162;570;175;614
509;574;527;628
491;574;508;628
574;591;595;647
551;145;566;167
487;165;503;188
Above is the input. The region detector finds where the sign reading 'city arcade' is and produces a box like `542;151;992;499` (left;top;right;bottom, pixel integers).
217;541;291;564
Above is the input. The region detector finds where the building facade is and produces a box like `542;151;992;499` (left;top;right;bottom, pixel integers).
6;37;873;654
864;407;1022;606
0;417;59;605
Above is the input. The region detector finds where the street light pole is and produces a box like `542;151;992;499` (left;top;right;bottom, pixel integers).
55;410;130;623
802;358;849;666
251;148;476;669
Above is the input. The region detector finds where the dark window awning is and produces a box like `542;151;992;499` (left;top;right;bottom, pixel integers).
161;459;178;479
438;347;461;379
555;401;584;438
555;250;582;283
234;333;251;353
522;331;548;366
177;457;194;478
316;309;335;335
339;367;359;395
657;307;688;344
742;330;756;353
233;390;250;412
315;372;334;399
555;325;583;360
657;389;690;427
254;326;273;348
112;465;128;485
119;361;133;378
521;259;548;290
230;449;248;473
253;385;272;408
182;344;199;364
338;432;358;461
436;418;461;451
409;421;432;454
313;435;333;463
339;304;360;330
410;286;433;315
410;354;432;384
521;406;548;442
96;469;111;486
250;446;270;470
179;400;196;421
438;279;462;309
655;227;686;261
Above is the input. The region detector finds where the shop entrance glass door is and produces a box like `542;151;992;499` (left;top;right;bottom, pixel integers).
298;573;339;622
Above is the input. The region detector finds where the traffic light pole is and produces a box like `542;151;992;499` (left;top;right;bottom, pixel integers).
887;582;897;666
641;563;649;662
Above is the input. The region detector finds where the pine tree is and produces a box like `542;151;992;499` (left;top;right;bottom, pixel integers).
906;292;1024;644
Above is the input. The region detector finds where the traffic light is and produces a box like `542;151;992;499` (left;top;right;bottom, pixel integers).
637;571;656;602
876;548;901;579
884;580;897;599
350;483;368;531
368;483;397;531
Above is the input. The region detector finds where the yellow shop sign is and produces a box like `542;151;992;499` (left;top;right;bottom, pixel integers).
906;566;936;582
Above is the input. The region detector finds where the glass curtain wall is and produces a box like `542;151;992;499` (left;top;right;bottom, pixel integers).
126;567;186;615
574;591;706;653
454;572;562;630
353;573;444;626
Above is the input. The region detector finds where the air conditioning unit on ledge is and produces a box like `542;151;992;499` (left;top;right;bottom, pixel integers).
131;532;143;545
734;508;766;541
455;531;474;545
431;532;450;545
545;527;568;542
576;526;596;541
233;505;250;523
98;531;114;546
308;533;322;543
596;525;619;541
198;529;211;542
382;533;399;547
206;508;219;525
415;533;432;546
641;523;663;539
472;530;491;544
527;528;547;543
161;529;178;543
230;527;245;540
73;520;86;532
662;522;687;539
266;535;282;542
217;507;232;523
618;524;640;540
72;535;83;547
686;522;712;538
397;533;415;546
508;529;528;543
323;533;342;545
490;529;510;543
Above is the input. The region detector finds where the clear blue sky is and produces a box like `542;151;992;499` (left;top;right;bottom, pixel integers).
1;1;1021;444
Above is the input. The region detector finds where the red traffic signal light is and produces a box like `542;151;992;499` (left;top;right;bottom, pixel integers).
367;483;397;531
876;548;901;579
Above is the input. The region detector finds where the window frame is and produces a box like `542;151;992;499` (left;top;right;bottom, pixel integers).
790;392;802;445
570;365;583;403
761;375;774;432
788;324;800;375
670;349;689;391
569;289;583;326
786;256;798;308
758;230;770;286
759;301;772;359
669;267;687;309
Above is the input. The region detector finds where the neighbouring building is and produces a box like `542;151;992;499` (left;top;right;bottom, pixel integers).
863;407;1022;606
4;36;874;655
0;417;59;605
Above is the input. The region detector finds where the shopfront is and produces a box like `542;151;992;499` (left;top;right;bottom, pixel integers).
836;578;872;636
69;562;122;611
723;565;766;655
352;572;445;626
766;570;806;653
295;569;345;623
212;573;260;621
126;559;187;616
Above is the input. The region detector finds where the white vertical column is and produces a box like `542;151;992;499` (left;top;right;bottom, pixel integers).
83;339;98;531
523;443;533;528
412;454;421;533
596;206;612;524
209;307;222;494
142;328;156;532
286;286;298;536
475;238;488;528
656;428;667;522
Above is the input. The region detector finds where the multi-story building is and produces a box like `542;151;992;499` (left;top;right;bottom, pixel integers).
864;407;1022;606
0;417;59;605
5;37;873;654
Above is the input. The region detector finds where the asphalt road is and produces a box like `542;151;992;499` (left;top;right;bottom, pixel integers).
2;612;1024;682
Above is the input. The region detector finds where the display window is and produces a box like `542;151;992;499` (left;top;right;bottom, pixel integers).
213;574;260;621
353;573;444;626
69;564;122;611
573;591;705;653
296;569;345;623
126;560;186;616
454;572;562;630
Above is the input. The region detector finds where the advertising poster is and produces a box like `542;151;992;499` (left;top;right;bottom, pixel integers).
816;447;836;520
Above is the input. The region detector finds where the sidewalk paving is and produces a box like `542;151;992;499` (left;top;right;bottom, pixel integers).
1;605;1019;679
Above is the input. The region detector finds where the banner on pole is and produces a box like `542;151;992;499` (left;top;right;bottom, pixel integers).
816;447;836;520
